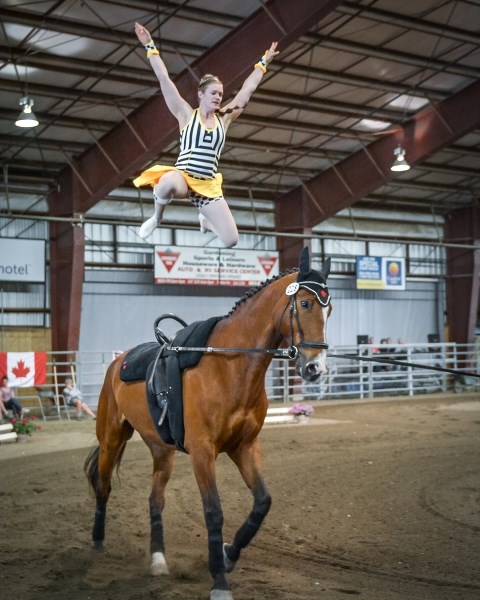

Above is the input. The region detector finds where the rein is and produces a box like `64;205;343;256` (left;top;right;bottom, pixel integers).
168;344;294;359
164;346;480;378
327;352;480;379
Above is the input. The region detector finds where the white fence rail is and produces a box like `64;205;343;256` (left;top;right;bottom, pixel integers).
267;342;480;402
15;343;480;418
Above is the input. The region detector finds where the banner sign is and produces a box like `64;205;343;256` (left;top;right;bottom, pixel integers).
356;256;406;290
0;238;46;283
0;352;47;387
154;246;279;286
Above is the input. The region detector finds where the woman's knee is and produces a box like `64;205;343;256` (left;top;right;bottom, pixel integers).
154;172;187;200
221;231;239;248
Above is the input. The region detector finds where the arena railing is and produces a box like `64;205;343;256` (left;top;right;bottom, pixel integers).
13;343;479;418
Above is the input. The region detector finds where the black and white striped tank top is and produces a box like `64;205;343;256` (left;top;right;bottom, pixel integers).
175;109;226;179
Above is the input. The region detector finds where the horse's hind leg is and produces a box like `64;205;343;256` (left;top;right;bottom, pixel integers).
85;418;133;549
147;442;175;576
224;439;272;572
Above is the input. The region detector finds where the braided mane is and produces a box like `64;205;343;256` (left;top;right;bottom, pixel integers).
225;268;298;318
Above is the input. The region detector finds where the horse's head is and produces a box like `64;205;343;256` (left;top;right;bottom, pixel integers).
282;247;332;382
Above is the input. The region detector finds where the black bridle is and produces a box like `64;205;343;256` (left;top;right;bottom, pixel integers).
285;285;329;360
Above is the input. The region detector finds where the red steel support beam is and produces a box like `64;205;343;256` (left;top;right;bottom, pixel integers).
275;80;480;268
49;165;86;353
444;205;480;345
49;221;85;352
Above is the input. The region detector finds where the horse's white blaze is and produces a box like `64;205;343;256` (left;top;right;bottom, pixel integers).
310;306;329;374
151;551;169;576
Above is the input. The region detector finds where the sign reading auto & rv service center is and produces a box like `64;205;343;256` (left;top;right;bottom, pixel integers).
154;247;279;286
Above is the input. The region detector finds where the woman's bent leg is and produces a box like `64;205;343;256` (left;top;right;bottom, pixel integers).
199;199;239;248
139;172;188;240
5;398;22;418
139;196;169;240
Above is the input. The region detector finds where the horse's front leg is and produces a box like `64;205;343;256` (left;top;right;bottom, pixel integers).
224;439;272;572
147;442;175;576
191;449;233;600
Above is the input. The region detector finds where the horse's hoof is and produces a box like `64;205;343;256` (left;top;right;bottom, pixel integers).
92;541;104;552
223;543;237;573
150;551;169;576
210;590;234;600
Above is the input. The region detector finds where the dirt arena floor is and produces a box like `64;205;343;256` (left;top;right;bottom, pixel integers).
1;392;479;600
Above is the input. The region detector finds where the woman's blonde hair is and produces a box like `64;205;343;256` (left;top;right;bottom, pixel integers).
198;74;221;90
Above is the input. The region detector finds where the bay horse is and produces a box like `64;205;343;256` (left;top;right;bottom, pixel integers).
85;247;332;600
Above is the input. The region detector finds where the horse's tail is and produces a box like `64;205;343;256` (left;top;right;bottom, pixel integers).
84;445;101;493
84;443;128;494
84;355;128;494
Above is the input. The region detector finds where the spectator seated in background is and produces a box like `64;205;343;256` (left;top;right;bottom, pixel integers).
0;396;9;421
0;376;25;419
361;337;379;373
378;338;394;370
62;377;96;420
395;337;408;369
368;336;379;353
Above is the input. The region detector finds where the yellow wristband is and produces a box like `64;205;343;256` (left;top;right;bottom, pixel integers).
254;62;267;74
147;48;160;58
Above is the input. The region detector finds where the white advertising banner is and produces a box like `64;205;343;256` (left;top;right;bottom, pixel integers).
154;246;279;286
0;238;46;283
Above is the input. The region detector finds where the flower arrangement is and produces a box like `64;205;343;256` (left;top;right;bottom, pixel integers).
10;415;41;436
288;402;314;417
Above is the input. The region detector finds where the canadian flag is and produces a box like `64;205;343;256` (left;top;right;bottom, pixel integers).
0;352;47;387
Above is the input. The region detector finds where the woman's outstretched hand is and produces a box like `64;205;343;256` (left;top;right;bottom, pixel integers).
265;42;279;64
135;22;153;45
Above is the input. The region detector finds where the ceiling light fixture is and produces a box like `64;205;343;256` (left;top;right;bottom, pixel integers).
15;95;39;128
390;144;410;172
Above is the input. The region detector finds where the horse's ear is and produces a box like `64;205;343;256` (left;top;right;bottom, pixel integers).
320;257;331;281
299;246;310;275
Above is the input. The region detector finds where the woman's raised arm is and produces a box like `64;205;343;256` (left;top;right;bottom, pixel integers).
220;42;279;127
135;22;192;126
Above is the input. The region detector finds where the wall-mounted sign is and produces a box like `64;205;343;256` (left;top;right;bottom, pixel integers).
0;238;46;283
356;256;405;290
154;246;279;286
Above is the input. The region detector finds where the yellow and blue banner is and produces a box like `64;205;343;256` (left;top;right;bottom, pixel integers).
356;256;405;290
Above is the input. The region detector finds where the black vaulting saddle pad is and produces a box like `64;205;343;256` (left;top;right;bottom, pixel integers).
119;316;222;452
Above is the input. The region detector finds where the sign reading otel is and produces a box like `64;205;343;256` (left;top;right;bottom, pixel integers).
0;238;46;283
154;246;279;286
355;255;406;290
